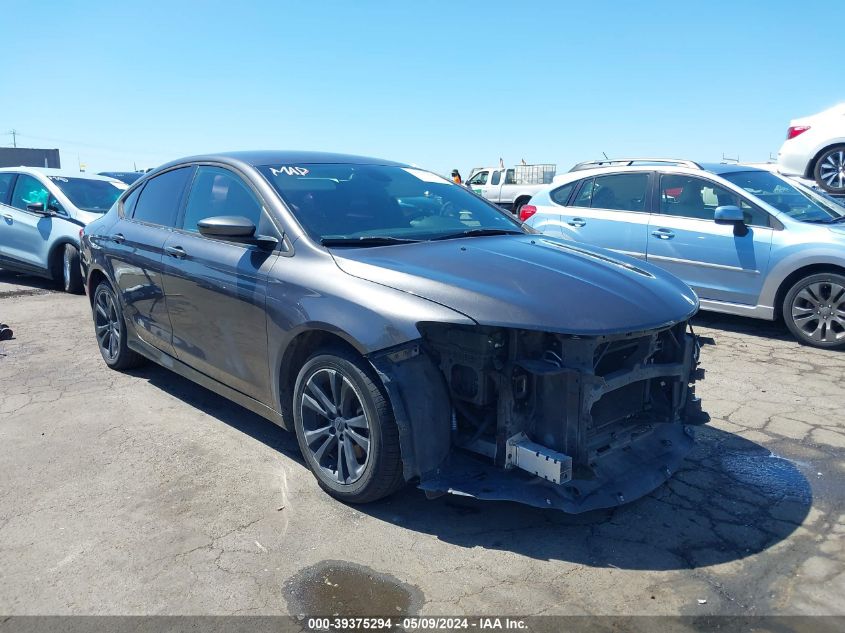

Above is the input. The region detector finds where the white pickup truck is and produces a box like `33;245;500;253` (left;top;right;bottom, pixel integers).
465;163;556;216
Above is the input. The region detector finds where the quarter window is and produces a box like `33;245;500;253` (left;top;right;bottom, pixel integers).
132;167;193;227
550;182;577;206
121;186;143;218
182;167;264;233
11;175;50;212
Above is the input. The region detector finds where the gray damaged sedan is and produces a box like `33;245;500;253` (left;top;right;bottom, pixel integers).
80;152;707;512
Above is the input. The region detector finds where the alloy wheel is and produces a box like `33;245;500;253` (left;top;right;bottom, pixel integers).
94;289;122;362
299;367;372;485
819;150;845;192
790;281;845;343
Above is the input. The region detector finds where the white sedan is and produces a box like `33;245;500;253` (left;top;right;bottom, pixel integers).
778;103;845;195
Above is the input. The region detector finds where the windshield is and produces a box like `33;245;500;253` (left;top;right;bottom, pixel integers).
48;176;125;213
720;170;845;223
258;163;523;243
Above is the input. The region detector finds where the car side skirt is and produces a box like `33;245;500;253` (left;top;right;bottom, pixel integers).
126;336;287;429
0;254;52;280
698;298;775;320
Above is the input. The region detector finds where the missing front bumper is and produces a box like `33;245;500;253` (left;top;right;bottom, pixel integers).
420;424;695;513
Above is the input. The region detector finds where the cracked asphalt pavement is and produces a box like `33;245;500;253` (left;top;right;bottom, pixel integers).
0;269;843;616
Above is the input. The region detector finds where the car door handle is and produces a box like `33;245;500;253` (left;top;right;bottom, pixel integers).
112;233;125;244
2;213;12;222
651;229;675;240
567;218;587;227
165;245;187;259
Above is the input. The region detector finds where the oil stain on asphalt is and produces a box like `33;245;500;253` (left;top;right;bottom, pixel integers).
284;560;424;622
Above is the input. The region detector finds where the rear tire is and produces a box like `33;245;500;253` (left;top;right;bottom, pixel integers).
62;244;84;294
782;272;845;349
292;347;404;503
513;198;529;219
92;282;145;370
813;145;845;194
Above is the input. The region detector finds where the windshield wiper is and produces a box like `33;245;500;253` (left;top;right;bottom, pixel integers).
320;236;421;246
429;228;525;241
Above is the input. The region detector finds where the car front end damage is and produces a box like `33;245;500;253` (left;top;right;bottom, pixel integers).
371;320;707;513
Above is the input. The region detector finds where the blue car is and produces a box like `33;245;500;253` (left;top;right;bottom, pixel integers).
523;158;845;349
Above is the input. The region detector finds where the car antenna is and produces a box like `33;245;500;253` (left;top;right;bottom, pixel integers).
602;151;609;159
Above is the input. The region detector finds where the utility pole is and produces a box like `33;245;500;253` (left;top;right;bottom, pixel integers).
9;129;17;148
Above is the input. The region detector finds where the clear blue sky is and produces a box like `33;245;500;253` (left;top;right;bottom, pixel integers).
3;0;843;176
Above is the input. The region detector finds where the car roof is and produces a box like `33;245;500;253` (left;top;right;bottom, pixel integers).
156;150;409;171
553;161;768;183
699;162;765;176
0;166;121;182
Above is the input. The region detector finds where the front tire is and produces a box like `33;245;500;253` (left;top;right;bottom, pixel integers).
292;348;404;503
92;282;144;369
62;244;84;294
783;273;845;349
813;145;845;194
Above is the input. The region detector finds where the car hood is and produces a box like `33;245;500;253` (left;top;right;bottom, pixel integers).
330;235;698;336
74;209;105;225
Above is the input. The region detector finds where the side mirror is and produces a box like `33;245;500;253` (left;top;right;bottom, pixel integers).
197;215;256;237
197;215;279;249
714;205;744;224
26;202;50;215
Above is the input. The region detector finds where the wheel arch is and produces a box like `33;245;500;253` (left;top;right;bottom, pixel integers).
276;327;366;430
774;263;845;319
86;266;111;307
275;326;451;482
807;142;845;179
46;238;79;281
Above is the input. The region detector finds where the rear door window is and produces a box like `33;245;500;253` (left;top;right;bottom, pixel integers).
132;167;193;227
573;178;594;207
0;173;16;205
590;173;649;211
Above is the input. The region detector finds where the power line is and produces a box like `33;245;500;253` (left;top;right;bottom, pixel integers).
7;131;173;157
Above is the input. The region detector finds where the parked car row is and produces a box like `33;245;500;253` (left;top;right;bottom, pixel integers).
522;158;845;349
69;151;707;513
2;141;841;514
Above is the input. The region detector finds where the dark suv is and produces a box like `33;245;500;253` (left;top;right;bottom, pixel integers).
81;151;706;512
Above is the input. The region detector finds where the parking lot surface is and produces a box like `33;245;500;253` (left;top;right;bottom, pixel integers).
1;270;843;616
